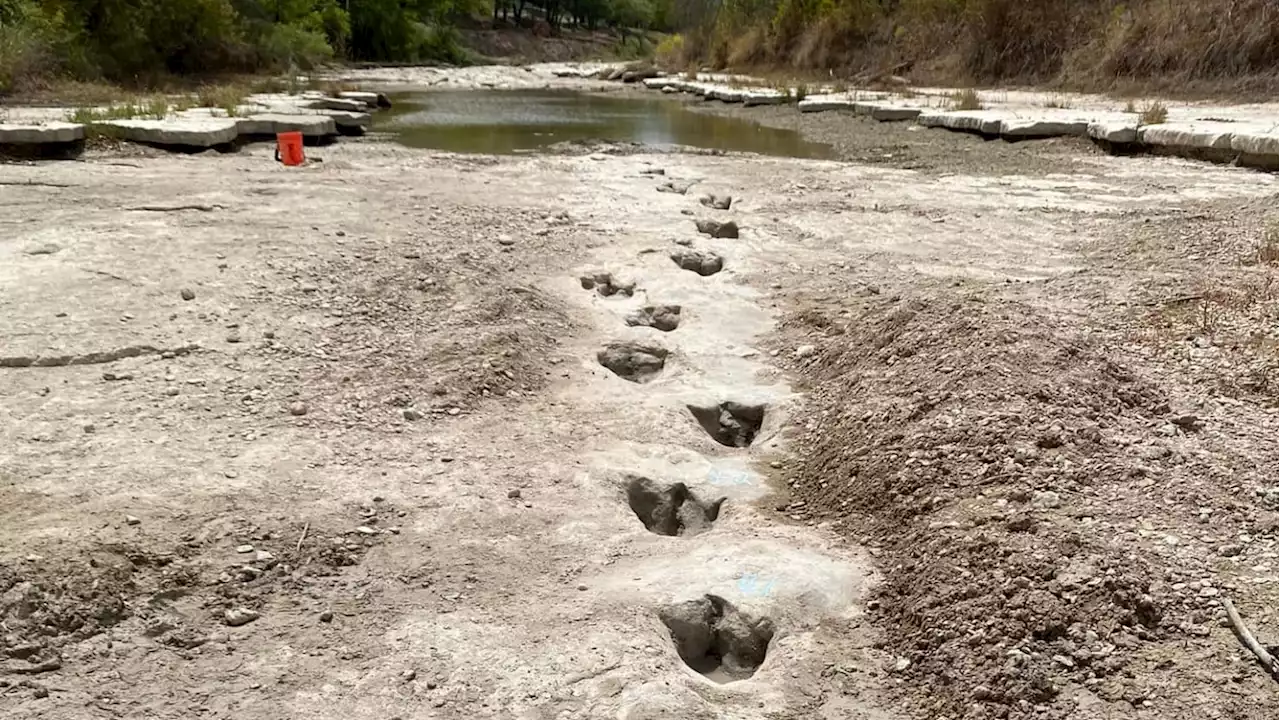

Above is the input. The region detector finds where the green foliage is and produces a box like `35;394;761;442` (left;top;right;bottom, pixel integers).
1;0;667;94
67;96;170;122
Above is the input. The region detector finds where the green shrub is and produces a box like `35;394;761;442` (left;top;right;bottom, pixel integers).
258;22;333;69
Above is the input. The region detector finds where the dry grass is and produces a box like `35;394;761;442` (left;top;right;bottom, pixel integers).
950;88;983;110
1043;94;1071;108
1254;221;1279;266
196;84;250;116
684;0;1277;99
67;97;170;123
1138;100;1168;125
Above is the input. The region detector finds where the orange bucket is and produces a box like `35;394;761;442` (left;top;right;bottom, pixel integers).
275;131;305;166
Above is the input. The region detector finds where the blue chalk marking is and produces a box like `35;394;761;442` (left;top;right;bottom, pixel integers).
736;572;777;597
707;467;752;487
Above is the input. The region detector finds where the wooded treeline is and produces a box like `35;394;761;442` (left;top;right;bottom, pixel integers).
0;0;672;92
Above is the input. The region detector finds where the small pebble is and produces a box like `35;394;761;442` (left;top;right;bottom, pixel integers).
404;409;422;421
319;610;334;623
226;333;241;344
125;515;141;525
236;544;254;553
180;288;196;301
507;489;521;499
83;424;95;434
289;402;309;416
223;608;260;627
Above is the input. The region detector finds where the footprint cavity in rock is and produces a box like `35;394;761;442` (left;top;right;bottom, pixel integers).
598;343;668;383
670;249;723;276
657;180;695;195
695;219;739;238
659;594;774;683
688;402;765;447
625;305;681;332
699;194;733;210
626;475;724;537
580;272;635;297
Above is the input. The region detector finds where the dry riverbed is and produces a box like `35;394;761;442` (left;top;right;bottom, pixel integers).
1;67;1277;720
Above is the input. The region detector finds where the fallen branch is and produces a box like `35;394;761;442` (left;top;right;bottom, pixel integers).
295;522;310;553
126;203;223;212
1222;597;1278;681
79;267;139;285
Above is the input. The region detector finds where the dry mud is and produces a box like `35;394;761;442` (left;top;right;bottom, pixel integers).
1;68;1277;720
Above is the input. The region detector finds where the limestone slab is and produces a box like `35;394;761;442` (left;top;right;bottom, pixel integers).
1138;122;1236;151
236;114;337;138
1087;121;1138;144
0;122;85;144
96;118;239;147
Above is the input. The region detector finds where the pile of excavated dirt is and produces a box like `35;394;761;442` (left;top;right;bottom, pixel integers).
772;288;1278;719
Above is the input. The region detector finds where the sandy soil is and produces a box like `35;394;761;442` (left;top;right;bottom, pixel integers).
1;68;1276;720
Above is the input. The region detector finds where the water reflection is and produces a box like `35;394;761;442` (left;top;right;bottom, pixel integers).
375;90;832;159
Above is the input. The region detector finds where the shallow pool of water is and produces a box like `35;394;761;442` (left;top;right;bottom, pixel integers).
375;90;832;158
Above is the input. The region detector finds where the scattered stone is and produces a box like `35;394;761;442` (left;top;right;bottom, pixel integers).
319;610;334;623
226;333;241;344
507;488;522;499
793;345;817;359
891;657;912;673
236;544;255;553
695;219;739;239
83;424;95;434
289;401;309;416
1218;544;1243;557
180;288;196;301
404;408;422;421
223;608;260;627
497;235;516;246
125;515;141;525
577;584;588;591
1170;414;1202;431
640;168;665;176
400;669;417;683
1032;490;1062;509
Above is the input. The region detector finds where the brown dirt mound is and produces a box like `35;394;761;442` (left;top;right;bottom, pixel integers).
774;292;1276;718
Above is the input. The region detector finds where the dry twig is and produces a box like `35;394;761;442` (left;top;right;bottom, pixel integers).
1222;597;1278;681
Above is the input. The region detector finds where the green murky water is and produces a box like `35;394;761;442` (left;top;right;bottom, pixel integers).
375;90;832;158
